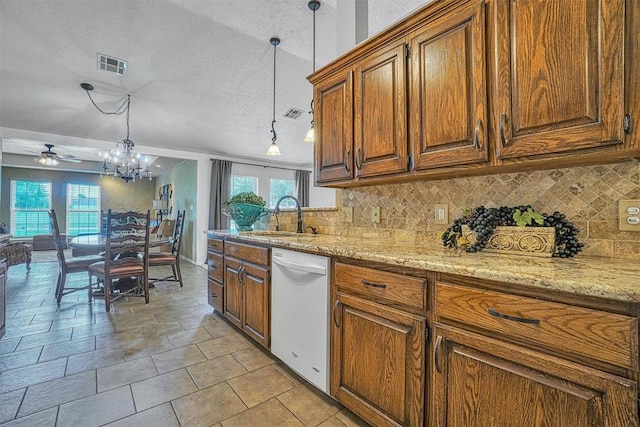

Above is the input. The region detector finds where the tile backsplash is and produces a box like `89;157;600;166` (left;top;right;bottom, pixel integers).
269;160;640;259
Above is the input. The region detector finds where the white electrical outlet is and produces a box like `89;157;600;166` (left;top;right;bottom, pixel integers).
372;206;380;224
619;199;640;231
434;204;449;225
342;206;353;223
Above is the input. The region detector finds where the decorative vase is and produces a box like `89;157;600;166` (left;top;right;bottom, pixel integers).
222;203;270;231
462;225;556;257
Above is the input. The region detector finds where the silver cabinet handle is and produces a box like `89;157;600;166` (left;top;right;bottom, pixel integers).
344;150;351;172
333;300;341;328
473;119;482;150
499;113;509;147
488;308;540;325
361;279;386;289
355;148;363;169
434;335;443;374
237;265;246;284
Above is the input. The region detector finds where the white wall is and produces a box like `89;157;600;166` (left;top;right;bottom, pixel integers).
368;0;432;37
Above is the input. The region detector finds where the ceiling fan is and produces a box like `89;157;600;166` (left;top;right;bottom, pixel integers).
32;144;82;165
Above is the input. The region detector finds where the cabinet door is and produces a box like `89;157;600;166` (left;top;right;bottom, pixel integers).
431;324;638;427
223;258;243;328
331;292;425;427
315;70;354;183
242;263;270;348
410;0;488;170
354;42;408;178
493;0;625;159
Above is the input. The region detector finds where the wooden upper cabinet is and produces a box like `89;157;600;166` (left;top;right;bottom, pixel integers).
354;42;408;178
410;0;488;170
494;0;625;160
314;70;354;183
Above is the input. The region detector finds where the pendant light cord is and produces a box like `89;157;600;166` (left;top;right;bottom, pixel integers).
83;88;132;141
271;39;278;142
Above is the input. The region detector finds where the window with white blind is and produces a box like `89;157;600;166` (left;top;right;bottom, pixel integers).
10;180;52;237
269;178;295;208
66;183;101;237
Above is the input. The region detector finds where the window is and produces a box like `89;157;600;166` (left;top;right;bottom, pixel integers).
270;179;295;208
231;175;257;196
229;175;258;230
10;180;52;237
66;184;101;237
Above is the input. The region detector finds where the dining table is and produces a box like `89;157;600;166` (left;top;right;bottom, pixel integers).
69;234;171;253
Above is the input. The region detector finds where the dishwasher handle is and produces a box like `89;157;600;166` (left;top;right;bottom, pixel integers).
272;257;327;275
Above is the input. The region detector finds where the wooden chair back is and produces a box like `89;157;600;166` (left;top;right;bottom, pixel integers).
169;210;186;256
104;210;151;274
48;209;67;266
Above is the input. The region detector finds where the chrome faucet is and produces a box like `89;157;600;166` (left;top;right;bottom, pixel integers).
274;195;303;233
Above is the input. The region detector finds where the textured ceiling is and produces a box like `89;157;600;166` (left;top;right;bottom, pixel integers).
0;0;428;169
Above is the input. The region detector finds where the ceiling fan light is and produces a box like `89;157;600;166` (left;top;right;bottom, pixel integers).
266;141;282;156
38;157;59;166
304;126;315;143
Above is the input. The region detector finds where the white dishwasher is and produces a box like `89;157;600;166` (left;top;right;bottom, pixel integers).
271;248;330;394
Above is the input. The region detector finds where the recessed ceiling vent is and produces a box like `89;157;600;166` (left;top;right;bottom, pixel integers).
97;53;127;76
283;107;305;120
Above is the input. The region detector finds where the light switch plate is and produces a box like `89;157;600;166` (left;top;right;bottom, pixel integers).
434;204;449;225
342;206;353;223
371;206;381;224
618;199;640;231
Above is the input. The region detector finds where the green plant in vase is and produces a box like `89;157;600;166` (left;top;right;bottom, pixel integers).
222;192;270;231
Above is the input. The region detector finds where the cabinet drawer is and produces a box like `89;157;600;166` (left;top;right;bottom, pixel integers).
435;282;638;369
207;252;223;282
208;238;224;253
208;278;223;313
225;241;269;266
335;262;425;310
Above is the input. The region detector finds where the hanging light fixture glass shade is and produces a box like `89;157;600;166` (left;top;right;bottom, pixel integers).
304;126;315;143
305;0;321;144
81;83;152;182
266;140;282;156
38;157;59;166
266;37;282;156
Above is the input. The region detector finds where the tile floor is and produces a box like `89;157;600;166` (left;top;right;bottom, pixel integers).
0;261;369;426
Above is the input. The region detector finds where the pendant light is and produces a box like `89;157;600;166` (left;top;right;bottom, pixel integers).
304;0;321;144
266;37;282;156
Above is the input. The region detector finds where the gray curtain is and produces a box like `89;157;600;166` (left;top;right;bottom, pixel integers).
295;170;310;207
209;159;233;229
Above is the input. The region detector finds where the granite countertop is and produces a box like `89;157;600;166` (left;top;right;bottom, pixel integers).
208;230;640;303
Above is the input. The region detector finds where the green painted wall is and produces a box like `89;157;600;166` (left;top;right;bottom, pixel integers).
1;166;156;234
154;160;197;261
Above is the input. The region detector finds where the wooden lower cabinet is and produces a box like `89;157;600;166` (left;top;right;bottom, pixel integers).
0;260;5;339
332;291;425;427
431;323;638;427
223;242;270;349
207;243;224;313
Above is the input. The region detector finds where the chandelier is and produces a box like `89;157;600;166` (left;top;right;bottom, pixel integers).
81;83;152;182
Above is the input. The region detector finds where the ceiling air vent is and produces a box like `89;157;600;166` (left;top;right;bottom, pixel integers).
283;107;305;120
97;53;127;76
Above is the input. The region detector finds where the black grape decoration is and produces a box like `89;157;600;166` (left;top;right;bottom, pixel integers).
441;205;584;258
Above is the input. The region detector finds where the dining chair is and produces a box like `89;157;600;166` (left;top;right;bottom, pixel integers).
149;210;185;287
88;210;151;312
48;209;104;305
